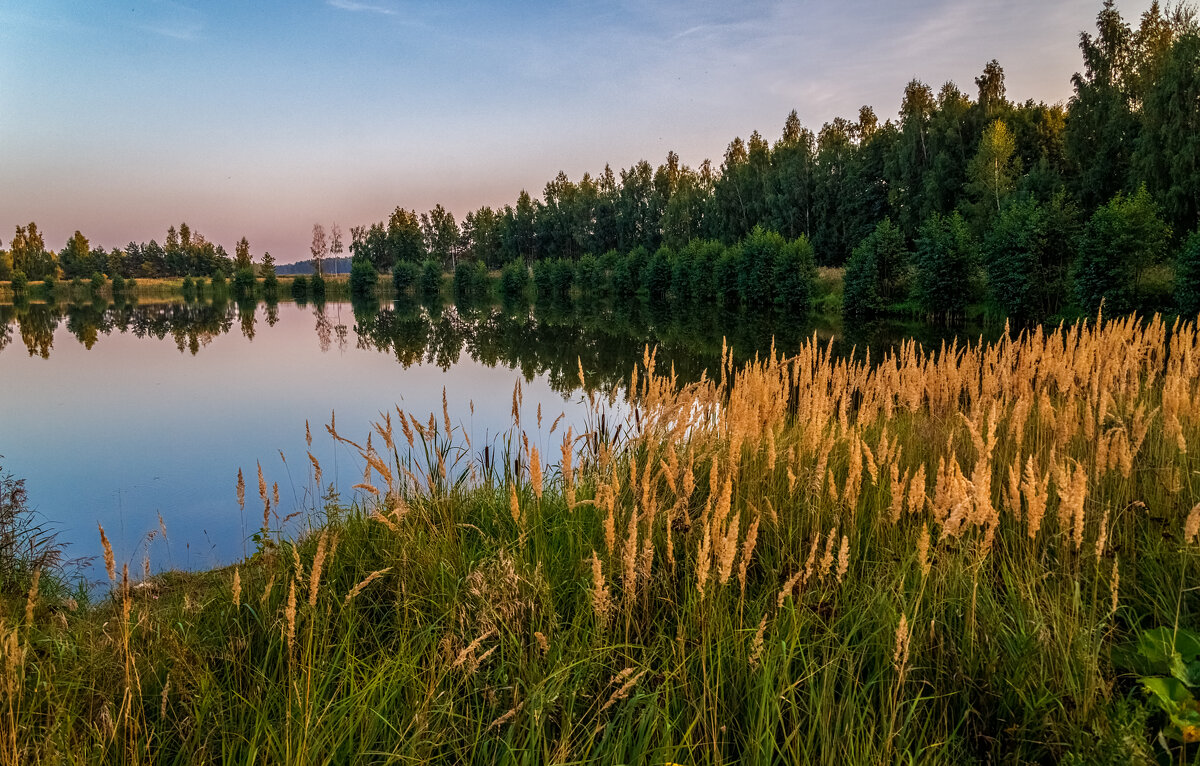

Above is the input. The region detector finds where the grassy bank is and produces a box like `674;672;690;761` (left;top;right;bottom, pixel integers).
4;313;1200;764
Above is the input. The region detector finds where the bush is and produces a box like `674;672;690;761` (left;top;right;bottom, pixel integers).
350;258;379;297
391;261;420;296
1074;187;1170;315
499;262;529;299
773;235;818;314
10;272;27;294
110;274;126;294
714;247;741;308
181;276;197;301
90;272;106;294
1;462;63;595
737;227;781;308
310;272;327;300
643;247;673;301
1176;230;1200;318
452;260;488;300
419;260;442;297
41;274;56;298
233;267;257;298
291;275;309;301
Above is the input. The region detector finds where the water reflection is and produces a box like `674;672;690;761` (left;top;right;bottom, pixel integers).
1;294;1001;389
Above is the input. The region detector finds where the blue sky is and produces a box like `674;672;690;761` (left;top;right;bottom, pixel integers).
0;0;1158;263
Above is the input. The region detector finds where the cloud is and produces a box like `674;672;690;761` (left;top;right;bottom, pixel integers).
327;0;397;15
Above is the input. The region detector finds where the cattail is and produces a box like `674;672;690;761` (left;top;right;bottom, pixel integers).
748;614;768;669
231;568;241;609
24;568;40;627
236;468;245;510
285;578;297;652
308;531;329;607
344;568;392;605
1185;502;1200;544
98;523;116;583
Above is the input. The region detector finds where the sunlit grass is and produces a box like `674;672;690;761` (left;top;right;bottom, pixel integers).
3;311;1199;764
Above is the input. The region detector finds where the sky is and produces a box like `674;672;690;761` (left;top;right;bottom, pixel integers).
0;0;1160;264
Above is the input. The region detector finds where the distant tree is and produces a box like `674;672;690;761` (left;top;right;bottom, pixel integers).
311;224;328;277
260;252;278;295
386;207;426;267
913;212;977;321
291;275;309;301
329;223;344;276
59;230;92;279
421;205;461;269
234;237;252;271
419;259;441;297
1074;186;1171;313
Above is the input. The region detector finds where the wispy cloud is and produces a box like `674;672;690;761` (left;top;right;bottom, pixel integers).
134;1;203;41
327;0;397;16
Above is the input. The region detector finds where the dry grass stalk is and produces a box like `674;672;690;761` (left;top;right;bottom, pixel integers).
24;568;40;627
98;524;116;583
509;483;521;525
748;614;768;669
590;551;611;622
599;669;647;714
308;531;329;608
917;524;931;578
893;612;911;676
530;446;543;501
285;578;297;653
1110;557;1120;614
236;468;245;511
1185;502;1200;544
737;516;760;595
836;535;850;584
451;628;497;671
534;631;549;654
623;508;640;599
344;568;391;605
231;568;241;609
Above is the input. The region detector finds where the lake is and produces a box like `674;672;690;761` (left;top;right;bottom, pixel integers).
0;294;993;582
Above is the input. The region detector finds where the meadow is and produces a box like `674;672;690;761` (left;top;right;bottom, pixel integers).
3;311;1200;764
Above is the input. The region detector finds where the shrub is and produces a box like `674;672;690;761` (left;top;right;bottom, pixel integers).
350;258;379;297
773;234;818;314
291;275;309;301
10;272;27;294
391;261;420;295
310;272;327;300
110;274;126;294
419;260;442;297
843;218;909;320
983;194;1079;321
90;272;106;294
233;267;257;298
499;261;529;299
643;247;673;301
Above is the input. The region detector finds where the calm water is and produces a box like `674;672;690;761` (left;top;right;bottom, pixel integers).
0;295;994;581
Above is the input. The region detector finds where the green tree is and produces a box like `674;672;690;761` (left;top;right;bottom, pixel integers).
260;252;278;295
1135;29;1200;236
843;218;909;319
966;120;1020;229
350;257;378;296
773;234;817;314
330;223;344;276
58;230;92;279
1177;229;1200;316
1074;187;1171;313
421;205;461;269
913;212;977;321
391;261;420;296
983;194;1079;321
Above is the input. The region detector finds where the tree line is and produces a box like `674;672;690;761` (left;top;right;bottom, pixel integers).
5;1;1200;321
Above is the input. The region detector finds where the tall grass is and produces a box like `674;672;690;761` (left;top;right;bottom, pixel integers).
3;312;1199;764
